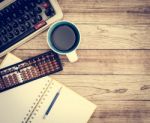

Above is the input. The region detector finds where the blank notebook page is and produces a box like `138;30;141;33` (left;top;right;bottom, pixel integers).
30;79;96;123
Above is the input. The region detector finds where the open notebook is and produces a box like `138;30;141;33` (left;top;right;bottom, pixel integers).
0;53;96;123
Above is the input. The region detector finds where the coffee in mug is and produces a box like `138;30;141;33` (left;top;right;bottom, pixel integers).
47;21;80;63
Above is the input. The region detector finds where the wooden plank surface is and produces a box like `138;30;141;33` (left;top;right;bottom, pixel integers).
52;75;150;122
89;101;150;123
1;0;150;123
63;13;150;24
1;49;149;75
51;75;150;101
58;0;150;13
18;25;150;50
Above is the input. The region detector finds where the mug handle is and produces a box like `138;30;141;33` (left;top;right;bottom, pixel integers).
66;50;78;63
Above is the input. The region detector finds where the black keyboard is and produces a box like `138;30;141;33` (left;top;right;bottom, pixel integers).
0;0;4;3
0;50;63;92
0;0;56;54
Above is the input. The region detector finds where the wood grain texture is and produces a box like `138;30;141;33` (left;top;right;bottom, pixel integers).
89;101;150;123
58;0;150;13
1;49;150;75
51;75;150;101
18;25;150;49
63;13;150;24
52;75;150;122
1;0;150;123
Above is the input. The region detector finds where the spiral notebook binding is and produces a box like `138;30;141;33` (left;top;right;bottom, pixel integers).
21;79;53;123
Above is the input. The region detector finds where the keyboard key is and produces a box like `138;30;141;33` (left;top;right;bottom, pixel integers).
7;33;14;39
11;3;16;10
18;10;24;15
12;21;18;28
36;15;42;21
1;36;8;42
31;18;37;25
1;28;7;35
20;26;26;32
24;5;29;11
12;13;17;19
6;17;12;22
36;0;42;4
30;2;36;8
3;8;10;15
30;11;36;17
18;18;24;24
34;7;42;14
17;1;22;6
25;22;31;28
45;7;55;16
14;29;20;36
34;20;46;30
45;9;51;16
6;25;12;32
41;2;49;9
23;14;30;21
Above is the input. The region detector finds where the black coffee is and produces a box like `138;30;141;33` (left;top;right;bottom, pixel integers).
51;25;76;51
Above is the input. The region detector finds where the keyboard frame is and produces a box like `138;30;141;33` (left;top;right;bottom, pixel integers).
0;0;63;57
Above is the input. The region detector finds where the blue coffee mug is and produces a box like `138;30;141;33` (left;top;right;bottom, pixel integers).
47;21;80;63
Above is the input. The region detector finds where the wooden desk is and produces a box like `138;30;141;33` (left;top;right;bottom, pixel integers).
1;0;150;123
